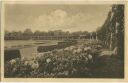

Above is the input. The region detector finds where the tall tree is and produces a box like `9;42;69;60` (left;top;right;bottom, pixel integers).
97;5;124;59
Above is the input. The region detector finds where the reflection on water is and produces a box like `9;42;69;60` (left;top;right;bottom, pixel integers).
5;40;35;48
5;40;59;48
5;40;59;59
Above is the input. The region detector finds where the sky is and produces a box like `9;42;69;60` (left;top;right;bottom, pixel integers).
5;4;112;32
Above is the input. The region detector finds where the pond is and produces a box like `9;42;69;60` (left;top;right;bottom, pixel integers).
4;40;60;60
5;40;59;48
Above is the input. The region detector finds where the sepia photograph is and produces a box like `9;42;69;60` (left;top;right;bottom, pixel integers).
1;1;126;80
0;1;1;81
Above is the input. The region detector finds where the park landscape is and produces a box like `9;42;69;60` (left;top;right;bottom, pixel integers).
4;4;124;78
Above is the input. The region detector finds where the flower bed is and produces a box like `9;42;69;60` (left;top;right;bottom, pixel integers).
5;42;114;78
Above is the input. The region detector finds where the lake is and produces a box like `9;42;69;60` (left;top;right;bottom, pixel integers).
4;40;60;59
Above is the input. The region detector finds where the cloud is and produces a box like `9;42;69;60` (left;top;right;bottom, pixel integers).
32;9;93;32
5;5;111;32
7;8;109;32
33;9;68;30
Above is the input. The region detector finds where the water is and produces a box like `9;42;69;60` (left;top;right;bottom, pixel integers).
4;40;59;59
5;40;59;48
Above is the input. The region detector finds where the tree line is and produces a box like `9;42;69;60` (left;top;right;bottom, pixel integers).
5;29;96;40
97;5;124;59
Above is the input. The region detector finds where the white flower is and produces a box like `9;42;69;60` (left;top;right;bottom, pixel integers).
88;54;92;60
46;51;51;54
64;71;69;76
64;47;70;51
85;57;88;62
36;53;44;58
69;46;75;51
24;61;29;66
70;46;75;48
97;45;102;48
9;59;16;65
31;61;39;69
73;49;77;54
84;47;91;51
27;61;33;65
46;58;51;63
76;48;82;53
